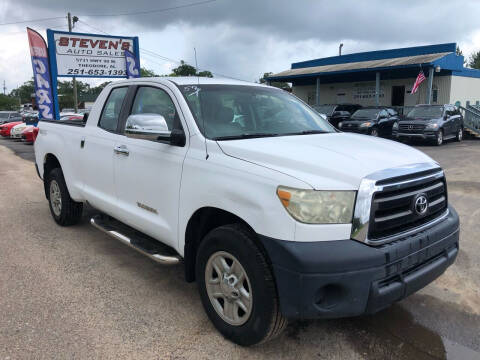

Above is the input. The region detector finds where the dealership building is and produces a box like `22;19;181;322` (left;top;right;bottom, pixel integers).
268;43;480;110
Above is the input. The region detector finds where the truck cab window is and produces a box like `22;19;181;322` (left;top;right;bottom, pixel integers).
131;87;179;130
98;87;128;132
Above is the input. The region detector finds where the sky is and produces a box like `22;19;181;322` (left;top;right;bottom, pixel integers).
2;0;480;93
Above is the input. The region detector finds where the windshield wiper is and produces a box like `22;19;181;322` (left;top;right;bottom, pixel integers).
285;130;329;136
213;133;279;140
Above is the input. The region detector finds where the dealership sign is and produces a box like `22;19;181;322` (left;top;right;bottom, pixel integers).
47;30;139;78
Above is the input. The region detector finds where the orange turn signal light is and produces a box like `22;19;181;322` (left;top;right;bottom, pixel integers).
277;189;291;208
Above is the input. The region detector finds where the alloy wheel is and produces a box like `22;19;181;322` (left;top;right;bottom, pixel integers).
205;251;253;326
437;131;443;145
49;180;62;216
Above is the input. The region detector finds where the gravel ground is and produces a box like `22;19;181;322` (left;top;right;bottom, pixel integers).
0;136;479;359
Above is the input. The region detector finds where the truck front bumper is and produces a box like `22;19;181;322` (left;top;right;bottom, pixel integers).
258;205;459;319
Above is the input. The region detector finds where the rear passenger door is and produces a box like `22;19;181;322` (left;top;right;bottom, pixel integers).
113;85;188;249
81;86;129;215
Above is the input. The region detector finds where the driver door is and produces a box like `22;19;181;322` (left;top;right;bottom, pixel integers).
113;85;188;249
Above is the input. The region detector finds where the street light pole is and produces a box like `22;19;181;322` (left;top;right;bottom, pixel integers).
67;12;78;113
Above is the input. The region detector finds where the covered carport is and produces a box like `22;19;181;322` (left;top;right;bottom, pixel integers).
267;43;466;109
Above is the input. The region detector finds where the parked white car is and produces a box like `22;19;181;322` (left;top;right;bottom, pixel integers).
34;77;459;345
10;123;31;139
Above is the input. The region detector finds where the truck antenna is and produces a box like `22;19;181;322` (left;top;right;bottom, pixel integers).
194;47;209;159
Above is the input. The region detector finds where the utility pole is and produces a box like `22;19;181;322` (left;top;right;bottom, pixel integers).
67;12;79;113
2;80;6;95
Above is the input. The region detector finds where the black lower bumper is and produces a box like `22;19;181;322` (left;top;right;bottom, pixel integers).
258;206;459;319
394;131;437;140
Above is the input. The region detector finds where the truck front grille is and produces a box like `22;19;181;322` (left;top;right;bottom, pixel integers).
399;123;425;133
368;169;447;240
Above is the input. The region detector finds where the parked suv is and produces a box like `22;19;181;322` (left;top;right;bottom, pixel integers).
0;111;22;124
393;104;463;146
338;107;399;137
312;103;362;128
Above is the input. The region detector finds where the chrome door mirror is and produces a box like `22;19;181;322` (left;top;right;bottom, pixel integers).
125;114;171;141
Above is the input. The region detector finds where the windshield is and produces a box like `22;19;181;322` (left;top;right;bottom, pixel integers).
312;105;336;116
179;85;335;140
407;106;443;119
0;113;10;118
351;109;380;119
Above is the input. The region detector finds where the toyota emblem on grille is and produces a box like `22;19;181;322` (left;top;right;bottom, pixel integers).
414;194;428;216
409;125;413;130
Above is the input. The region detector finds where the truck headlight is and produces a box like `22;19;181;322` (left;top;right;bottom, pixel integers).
338;122;343;128
360;122;372;127
277;186;356;224
392;122;398;130
425;122;439;130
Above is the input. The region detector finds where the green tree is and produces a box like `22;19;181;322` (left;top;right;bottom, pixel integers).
57;80;91;110
197;70;213;78
468;50;480;69
141;67;158;77
170;61;197;77
9;80;35;104
168;60;213;77
456;46;467;65
259;72;291;90
0;94;19;110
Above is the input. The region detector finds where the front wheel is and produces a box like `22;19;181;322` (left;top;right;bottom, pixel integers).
196;224;287;346
456;127;463;142
435;130;444;146
370;127;379;137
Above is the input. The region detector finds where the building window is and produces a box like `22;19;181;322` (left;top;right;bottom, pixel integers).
432;85;438;103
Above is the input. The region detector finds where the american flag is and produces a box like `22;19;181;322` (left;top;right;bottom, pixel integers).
411;70;426;94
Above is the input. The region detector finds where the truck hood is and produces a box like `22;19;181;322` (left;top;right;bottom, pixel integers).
217;133;436;190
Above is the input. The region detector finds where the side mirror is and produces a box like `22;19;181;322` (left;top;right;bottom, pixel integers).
444;114;448;120
332;111;341;117
125;114;170;142
83;112;89;123
170;129;186;147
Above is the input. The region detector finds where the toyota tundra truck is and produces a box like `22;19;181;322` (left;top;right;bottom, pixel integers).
34;77;459;346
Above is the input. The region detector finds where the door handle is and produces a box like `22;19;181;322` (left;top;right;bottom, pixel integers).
114;145;129;156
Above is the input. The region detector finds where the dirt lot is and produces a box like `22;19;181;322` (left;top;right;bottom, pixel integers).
0;137;479;360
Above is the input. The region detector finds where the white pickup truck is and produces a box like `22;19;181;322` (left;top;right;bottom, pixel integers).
34;77;459;345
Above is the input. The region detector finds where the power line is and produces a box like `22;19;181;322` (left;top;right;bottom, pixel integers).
0;16;64;27
3;24;68;36
0;0;216;27
79;0;217;17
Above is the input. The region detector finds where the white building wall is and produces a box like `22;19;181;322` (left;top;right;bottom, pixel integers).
292;75;451;107
449;75;480;106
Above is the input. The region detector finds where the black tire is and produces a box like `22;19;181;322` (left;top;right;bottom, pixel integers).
370;127;379;137
435;129;444;146
456;127;463;142
46;168;83;226
196;224;287;346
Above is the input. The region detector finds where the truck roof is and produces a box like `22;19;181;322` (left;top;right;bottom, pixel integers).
108;76;266;87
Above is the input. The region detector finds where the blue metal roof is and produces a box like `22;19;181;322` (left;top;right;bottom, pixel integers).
291;43;457;69
267;43;480;83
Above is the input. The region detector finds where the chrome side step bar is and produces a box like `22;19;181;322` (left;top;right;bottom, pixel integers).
90;216;181;265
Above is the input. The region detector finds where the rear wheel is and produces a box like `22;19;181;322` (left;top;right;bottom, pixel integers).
47;168;83;226
196;224;287;346
456;127;463;142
